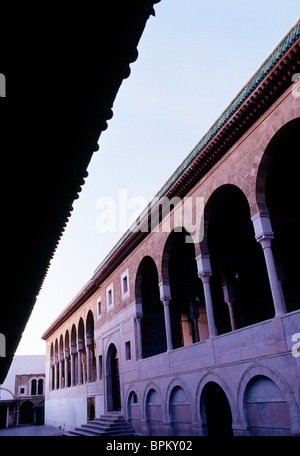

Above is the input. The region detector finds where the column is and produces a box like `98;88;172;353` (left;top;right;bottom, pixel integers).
252;212;286;316
190;300;200;343
78;350;83;385
59;356;64;388
54;362;58;389
86;346;91;383
134;313;143;360
64;356;69;387
159;282;173;351
196;254;217;337
222;284;236;331
70;346;76;386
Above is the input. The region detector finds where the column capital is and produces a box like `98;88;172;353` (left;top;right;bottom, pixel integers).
162;298;171;307
196;254;212;277
251;211;274;242
198;272;212;283
159;281;171;301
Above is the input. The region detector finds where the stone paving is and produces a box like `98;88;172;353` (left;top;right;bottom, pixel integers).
0;424;64;436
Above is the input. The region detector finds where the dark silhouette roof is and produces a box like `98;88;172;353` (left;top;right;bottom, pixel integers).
0;1;160;383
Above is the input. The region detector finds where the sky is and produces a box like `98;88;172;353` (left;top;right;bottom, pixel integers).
15;0;300;356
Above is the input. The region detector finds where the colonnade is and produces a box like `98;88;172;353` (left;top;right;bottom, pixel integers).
135;211;287;357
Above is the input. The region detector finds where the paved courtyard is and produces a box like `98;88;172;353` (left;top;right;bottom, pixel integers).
0;424;64;436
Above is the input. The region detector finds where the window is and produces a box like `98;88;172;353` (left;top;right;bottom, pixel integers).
121;269;130;300
31;379;37;395
97;297;102;318
125;341;131;361
98;355;103;380
20;387;25;395
38;379;44;395
106;284;114;311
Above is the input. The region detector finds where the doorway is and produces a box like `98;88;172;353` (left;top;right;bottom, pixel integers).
106;344;121;411
201;382;233;436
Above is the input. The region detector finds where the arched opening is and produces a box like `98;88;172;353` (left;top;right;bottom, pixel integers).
50;343;54;390
136;256;167;358
37;379;43;395
128;391;141;434
20;401;34;425
59;334;64;388
106;344;121;411
169;386;192;436
200;381;233;436
78;318;86;384
54;339;59;389
205;184;273;334
65;330;71;387
31;379;37;396
71;324;78;385
244;375;292;436
163;228;207;349
146;388;163;436
258;118;300;312
86;310;96;382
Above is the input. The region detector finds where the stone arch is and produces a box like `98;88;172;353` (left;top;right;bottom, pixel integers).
161;227;207;348
144;383;165;436
253;114;300;216
197;372;238;433
255;117;300;312
105;343;121;412
201;183;273;334
135;255;166;358
20;400;34;425
166;379;194;436
126;387;141;434
237;364;299;435
86;310;96;382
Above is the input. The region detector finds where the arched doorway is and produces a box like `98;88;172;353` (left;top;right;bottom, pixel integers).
106;344;121;411
20;401;34;425
200;382;233;436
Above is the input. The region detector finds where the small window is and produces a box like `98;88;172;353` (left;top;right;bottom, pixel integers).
98;355;103;380
20;387;25;395
123;276;128;294
121;269;130;300
106;284;114;310
125;341;131;361
97;298;102;318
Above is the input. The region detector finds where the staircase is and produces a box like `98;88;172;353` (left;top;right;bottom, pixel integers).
66;412;136;436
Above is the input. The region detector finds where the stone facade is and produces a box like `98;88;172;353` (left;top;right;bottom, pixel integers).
42;23;300;436
0;355;45;428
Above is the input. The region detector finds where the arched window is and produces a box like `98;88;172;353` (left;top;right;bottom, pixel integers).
31;379;37;396
38;379;44;395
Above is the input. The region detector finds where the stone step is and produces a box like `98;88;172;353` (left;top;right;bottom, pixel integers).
65;413;136;436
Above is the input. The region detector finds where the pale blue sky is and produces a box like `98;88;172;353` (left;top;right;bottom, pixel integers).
16;0;300;355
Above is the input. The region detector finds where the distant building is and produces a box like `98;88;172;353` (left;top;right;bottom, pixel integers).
0;355;45;428
42;21;300;436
